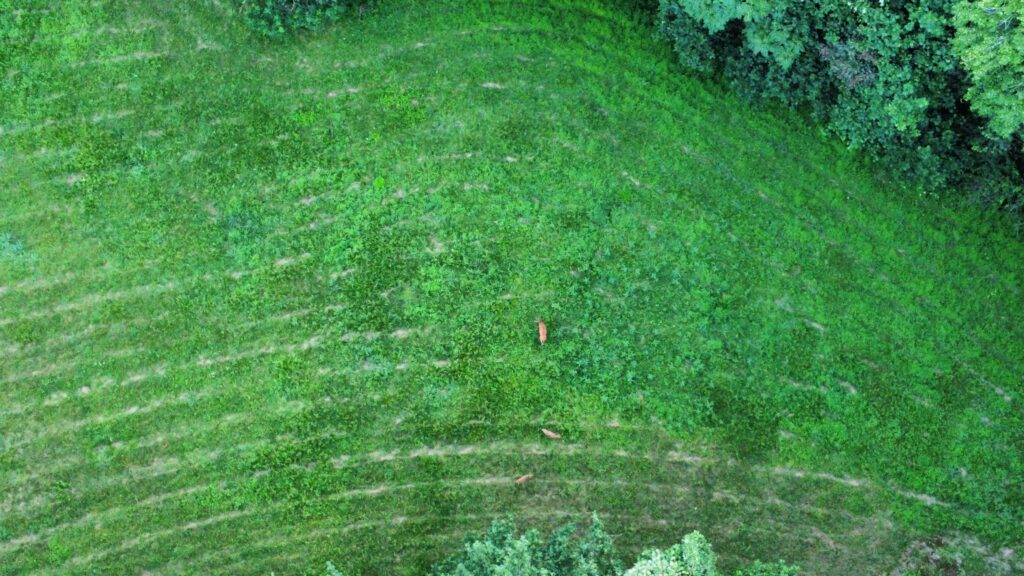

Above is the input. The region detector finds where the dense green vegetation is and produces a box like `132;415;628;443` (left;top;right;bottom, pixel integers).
657;0;1024;214
1;0;1023;575
240;0;361;36
953;0;1024;141
425;517;795;576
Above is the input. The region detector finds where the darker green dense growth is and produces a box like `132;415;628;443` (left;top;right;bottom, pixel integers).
422;517;797;576
656;0;1024;217
430;517;621;576
240;0;361;35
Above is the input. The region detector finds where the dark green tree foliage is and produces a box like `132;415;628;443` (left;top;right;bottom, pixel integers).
429;516;621;576
240;0;359;35
953;0;1024;140
951;0;1024;211
419;516;797;576
657;0;1024;211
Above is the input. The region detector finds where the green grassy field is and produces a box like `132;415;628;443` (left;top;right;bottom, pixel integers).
2;0;1023;574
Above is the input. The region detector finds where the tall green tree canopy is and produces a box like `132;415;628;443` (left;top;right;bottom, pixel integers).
421;517;797;576
657;0;1024;213
953;0;1024;140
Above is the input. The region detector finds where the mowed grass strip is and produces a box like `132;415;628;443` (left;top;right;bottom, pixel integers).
10;435;906;575
1;0;1023;574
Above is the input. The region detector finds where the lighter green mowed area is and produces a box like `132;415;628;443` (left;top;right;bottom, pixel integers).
1;1;1023;574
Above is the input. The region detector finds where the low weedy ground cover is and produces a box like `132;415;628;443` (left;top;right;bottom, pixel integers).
1;0;1022;574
